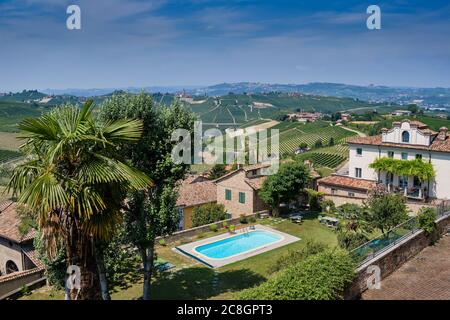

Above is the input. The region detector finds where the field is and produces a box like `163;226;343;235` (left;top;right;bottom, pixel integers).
417;115;450;131
296;145;349;169
0;149;22;163
267;121;356;156
0;132;22;150
182;93;395;128
0;100;46;132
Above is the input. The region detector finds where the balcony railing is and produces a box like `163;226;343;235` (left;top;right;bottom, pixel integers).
350;206;450;267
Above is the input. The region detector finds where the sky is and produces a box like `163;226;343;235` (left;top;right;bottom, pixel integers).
1;0;450;91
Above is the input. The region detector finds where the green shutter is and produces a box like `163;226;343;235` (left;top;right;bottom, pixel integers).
239;192;245;204
225;189;232;200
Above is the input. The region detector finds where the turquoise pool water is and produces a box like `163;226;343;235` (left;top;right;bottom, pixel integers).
195;230;282;259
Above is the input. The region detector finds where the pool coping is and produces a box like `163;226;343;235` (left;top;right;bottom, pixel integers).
174;224;300;268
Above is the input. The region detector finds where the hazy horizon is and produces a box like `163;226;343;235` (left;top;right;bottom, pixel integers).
1;0;450;91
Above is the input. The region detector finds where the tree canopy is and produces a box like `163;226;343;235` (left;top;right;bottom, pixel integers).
259;161;310;215
369;157;435;182
364;188;409;234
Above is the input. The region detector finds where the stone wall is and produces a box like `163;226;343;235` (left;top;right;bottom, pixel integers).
157;210;269;244
345;213;450;299
0;268;45;299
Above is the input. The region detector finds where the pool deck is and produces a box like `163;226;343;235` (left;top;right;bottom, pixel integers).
175;224;300;268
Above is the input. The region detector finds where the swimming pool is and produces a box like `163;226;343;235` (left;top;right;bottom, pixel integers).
194;230;283;259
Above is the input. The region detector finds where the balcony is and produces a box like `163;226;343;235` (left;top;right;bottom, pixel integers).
385;183;427;200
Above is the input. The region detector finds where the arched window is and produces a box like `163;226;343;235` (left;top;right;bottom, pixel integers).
6;260;19;274
402;131;410;143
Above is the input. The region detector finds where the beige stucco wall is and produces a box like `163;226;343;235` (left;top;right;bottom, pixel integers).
348;144;380;181
0;238;23;276
318;184;368;200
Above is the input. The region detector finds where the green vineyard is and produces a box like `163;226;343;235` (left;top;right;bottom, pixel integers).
296;145;350;169
272;122;356;155
0;149;22;164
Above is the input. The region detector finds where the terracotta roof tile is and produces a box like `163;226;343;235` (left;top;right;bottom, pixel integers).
245;176;267;190
176;176;216;207
347;133;450;153
0;202;35;243
22;246;44;269
318;175;378;191
0;268;44;283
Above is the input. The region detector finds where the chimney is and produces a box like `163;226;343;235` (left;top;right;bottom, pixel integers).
438;127;448;141
381;128;388;142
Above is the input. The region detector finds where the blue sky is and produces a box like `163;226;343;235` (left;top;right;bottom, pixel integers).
1;0;450;91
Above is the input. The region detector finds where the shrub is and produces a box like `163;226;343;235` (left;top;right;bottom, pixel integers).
267;240;327;274
248;216;257;223
418;207;437;235
365;189;409;234
306;189;324;211
229;224;235;232
222;221;228;229
337;231;369;250
239;214;248;224
158;239;167;246
336;203;362;219
192;203;227;227
196;233;206;239
209;224;219;232
321;199;335;213
239;249;356;300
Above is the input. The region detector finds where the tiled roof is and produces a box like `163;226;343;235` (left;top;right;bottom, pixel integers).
245;176;267;190
22;246;44;269
176;176;217;208
318;175;378;191
0;268;44;284
348;133;450;153
0;202;35;244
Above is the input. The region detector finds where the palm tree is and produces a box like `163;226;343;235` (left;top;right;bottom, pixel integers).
7;101;152;299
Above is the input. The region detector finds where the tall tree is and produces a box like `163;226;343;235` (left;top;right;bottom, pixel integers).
8;101;151;299
364;188;409;234
100;93;196;300
259;161;311;216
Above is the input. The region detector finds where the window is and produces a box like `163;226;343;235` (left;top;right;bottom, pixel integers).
399;176;408;189
401;152;408;160
348;192;355;197
225;189;232;200
388;151;394;158
5;260;18;274
416;154;422;160
331;188;337;195
356;148;363;156
402;131;410;143
239;192;245;204
355;168;362;178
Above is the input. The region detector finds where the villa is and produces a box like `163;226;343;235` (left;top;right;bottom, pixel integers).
175;175;217;230
318;119;450;204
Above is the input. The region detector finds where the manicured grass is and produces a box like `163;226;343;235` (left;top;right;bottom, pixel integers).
0;132;22;151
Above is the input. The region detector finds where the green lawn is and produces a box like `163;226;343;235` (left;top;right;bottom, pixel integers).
20;214;338;300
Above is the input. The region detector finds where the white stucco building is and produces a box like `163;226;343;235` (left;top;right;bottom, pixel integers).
318;120;450;202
